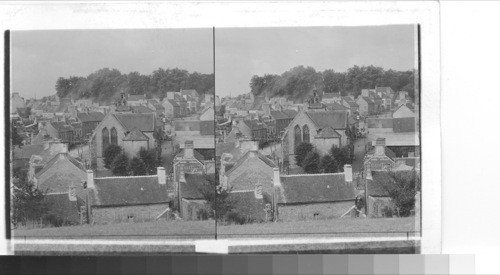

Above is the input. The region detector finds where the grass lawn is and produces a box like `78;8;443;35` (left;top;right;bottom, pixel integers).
12;217;419;240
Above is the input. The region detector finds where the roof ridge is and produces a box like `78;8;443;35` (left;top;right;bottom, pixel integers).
281;172;345;177
94;175;158;180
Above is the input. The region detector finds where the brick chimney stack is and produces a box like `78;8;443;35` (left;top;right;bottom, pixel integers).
184;140;194;159
86;170;95;189
157;167;166;185
375;138;386;156
344;164;353;183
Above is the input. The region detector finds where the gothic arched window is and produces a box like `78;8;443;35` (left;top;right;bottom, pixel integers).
294;125;302;153
110;127;118;145
303;125;310;143
102;127;109;152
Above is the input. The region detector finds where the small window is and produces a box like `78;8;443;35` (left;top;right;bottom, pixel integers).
313;213;320;219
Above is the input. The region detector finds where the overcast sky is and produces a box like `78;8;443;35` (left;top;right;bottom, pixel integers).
215;25;416;97
11;29;213;99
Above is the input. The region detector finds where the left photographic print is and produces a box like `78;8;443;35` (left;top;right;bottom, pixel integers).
8;29;216;253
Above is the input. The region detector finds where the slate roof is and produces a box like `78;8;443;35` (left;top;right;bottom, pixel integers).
323;92;341;99
180;173;210;199
132;105;154;114
366;146;397;160
176;148;205;163
113;113;155;132
243;120;267;130
13;144;44;160
315;127;341;139
165;99;180;107
393;117;416;133
282;109;298;119
225;151;276;176
123;129;149;141
305;111;347;129
270;111;288;120
50;122;73;132
361;97;375;104
325;102;350;111
92;176;170;207
77;112;105;123
278;173;356;204
35;153;85;178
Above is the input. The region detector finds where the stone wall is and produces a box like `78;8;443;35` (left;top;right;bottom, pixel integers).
91;203;169;225
277;200;355;222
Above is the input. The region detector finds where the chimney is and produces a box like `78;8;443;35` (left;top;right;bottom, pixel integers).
86;170;95;189
157;167;166;185
184;140;194;158
273;167;281;187
344;164;353;183
375;138;386;156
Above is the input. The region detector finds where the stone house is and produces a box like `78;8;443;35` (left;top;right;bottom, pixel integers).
87;167;173;224
364;138;396;172
282;110;348;166
273;165;357;221
173;141;208;206
147;99;165;117
161;98;181;118
92;113;156;166
356;96;376;116
76;112;105;138
341;96;359;114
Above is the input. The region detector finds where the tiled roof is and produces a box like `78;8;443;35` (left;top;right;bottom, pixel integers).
13;144;44;160
278;173;356;204
315;127;341;139
35;153;85;178
176;148;205;163
77;112;105;122
50;122;73;132
305;111;347;129
180;173;210;199
225;151;276;176
113;113;155;132
123;128;149;141
92;175;171;206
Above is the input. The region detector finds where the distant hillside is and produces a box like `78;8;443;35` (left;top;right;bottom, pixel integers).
55;68;214;102
250;65;417;101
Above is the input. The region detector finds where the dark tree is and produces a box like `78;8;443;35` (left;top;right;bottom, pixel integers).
11;168;49;227
197;172;235;222
302;151;321;174
377;170;421;217
329;145;352;172
294;142;314;167
130;157;147;176
320;154;338;173
138;147;158;175
111;153;130;176
103;144;122;169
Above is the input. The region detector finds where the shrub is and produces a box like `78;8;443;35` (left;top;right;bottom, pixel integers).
130;157;147;176
111;153;130;176
320;154;338;173
302;150;321;174
226;212;254;225
103;144;122;169
139;147;158;175
42;214;63;227
382;206;394;218
294;142;314;167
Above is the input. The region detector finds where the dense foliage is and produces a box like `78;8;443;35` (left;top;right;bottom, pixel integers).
250;65;416;101
11;125;23;148
294;142;315;167
302;151;321;174
111;153;130;176
377;170;421;217
103;144;122;169
197;172;235;222
138;147;160;175
11;168;49;227
130;157;147;176
55;68;214;102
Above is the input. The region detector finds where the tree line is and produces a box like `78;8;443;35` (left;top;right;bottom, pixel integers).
55;68;214;102
250;65;417;101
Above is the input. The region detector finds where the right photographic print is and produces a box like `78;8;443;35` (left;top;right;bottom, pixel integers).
214;25;420;252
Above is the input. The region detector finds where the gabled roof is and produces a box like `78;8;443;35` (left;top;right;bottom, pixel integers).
164;99;180;107
176;148;205;163
342;97;359;107
77;112;105;123
225;151;276;176
113;113;155;132
35;153;85;178
361;97;375;105
367;146;397;160
123;128;149;141
305;111;347;129
278;173;356;204
315;127;341;139
282;109;298;119
92;175;171;206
